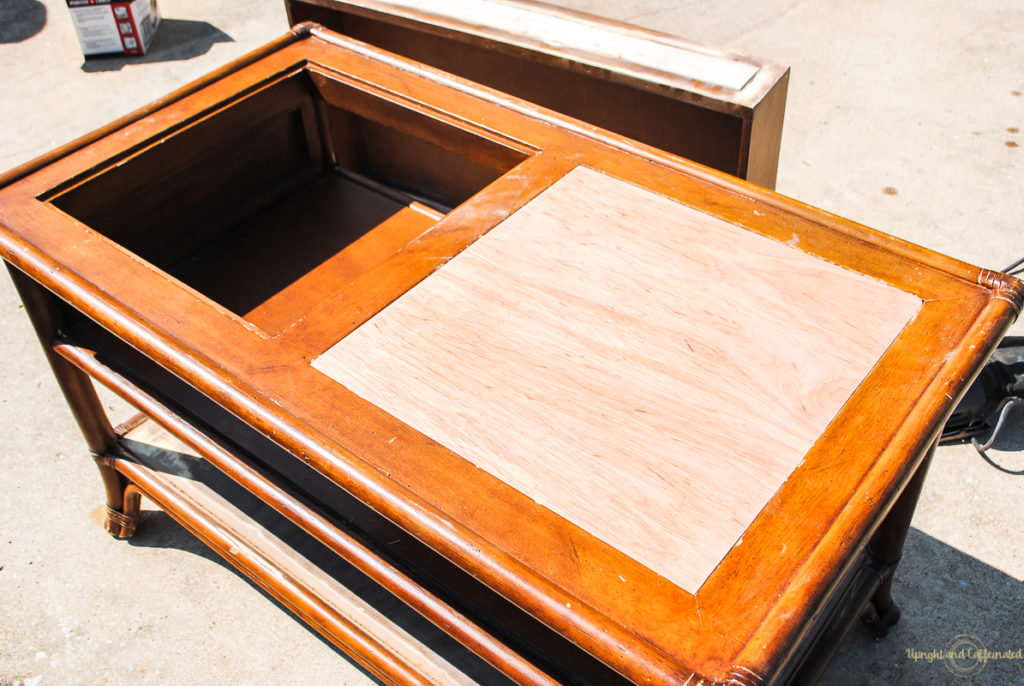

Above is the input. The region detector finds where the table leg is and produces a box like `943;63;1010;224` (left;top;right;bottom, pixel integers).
860;440;936;636
6;264;130;535
93;457;143;538
786;440;938;685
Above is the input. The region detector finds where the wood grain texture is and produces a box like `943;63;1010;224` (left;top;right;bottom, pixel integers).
315;166;923;592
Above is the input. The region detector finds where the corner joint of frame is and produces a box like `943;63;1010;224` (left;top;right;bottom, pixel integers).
290;21;318;39
978;268;1024;314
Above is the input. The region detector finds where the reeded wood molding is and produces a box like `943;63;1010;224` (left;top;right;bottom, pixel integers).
977;268;1024;313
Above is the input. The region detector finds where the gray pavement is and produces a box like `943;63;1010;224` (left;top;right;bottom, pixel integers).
1;1;1022;684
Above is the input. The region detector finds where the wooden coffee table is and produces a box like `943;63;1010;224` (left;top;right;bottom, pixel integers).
0;24;1018;686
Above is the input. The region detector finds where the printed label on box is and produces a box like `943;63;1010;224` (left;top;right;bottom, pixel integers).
67;0;160;57
69;4;123;54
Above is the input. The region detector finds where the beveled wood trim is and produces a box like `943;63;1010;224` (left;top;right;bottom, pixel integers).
573;151;994;301
729;300;1018;680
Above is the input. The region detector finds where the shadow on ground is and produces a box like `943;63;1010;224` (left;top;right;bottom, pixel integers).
0;0;46;43
81;18;233;72
125;506;1023;685
124;509;384;683
824;528;1024;685
123;483;515;685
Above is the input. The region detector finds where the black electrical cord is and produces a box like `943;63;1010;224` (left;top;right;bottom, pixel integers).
1002;256;1024;275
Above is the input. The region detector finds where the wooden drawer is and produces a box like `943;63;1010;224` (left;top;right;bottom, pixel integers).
285;0;789;188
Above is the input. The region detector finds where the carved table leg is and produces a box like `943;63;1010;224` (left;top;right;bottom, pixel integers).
861;440;936;637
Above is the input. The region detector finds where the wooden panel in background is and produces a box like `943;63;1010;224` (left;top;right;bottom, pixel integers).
286;0;789;187
315;166;923;592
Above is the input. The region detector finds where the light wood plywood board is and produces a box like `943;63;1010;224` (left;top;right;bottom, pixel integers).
314;166;922;592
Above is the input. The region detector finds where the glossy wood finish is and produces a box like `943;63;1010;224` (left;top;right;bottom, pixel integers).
1;24;1019;686
285;0;789;188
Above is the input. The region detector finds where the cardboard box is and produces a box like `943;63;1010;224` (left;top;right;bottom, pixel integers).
67;0;161;57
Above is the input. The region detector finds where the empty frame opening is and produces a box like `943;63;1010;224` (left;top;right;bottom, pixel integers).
50;70;528;334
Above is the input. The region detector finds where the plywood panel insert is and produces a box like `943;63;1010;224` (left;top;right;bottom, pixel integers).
314;166;922;592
